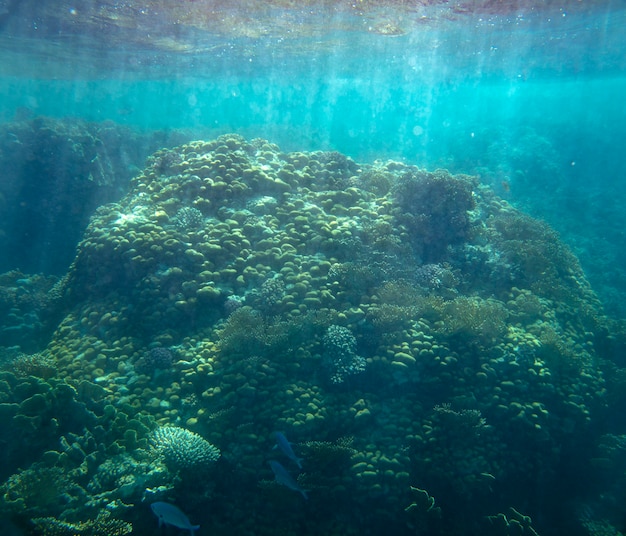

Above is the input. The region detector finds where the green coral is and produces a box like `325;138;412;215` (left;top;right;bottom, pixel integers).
322;325;366;384
393;168;477;262
404;486;443;533
216;306;321;361
300;437;357;469
485;507;540;536
10;352;56;379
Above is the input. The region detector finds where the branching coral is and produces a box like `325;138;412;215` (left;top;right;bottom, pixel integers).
300;437;357;469
322;325;366;384
393;169;476;262
0;464;70;517
150;426;220;471
31;510;132;536
485;507;540;536
217;306;287;358
10;352;56;379
487;211;596;309
439;296;509;343
172;206;204;231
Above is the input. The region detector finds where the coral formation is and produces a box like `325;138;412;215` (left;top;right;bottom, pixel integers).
322;325;367;384
151;426;220;471
0;271;67;353
173;206;205;231
0;134;619;535
134;347;175;376
0;465;70;517
393;169;476;262
485;507;540;536
32;510;132;536
9;352;56;379
0;117;190;275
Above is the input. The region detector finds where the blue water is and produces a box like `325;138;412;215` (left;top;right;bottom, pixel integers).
2;60;625;312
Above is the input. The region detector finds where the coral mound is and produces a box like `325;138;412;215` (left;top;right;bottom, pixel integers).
3;134;614;535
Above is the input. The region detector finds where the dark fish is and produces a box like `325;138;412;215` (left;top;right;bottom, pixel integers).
274;431;303;469
269;460;308;500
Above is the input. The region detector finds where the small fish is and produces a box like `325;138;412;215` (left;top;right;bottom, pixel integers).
269;460;308;500
274;431;303;469
151;502;200;535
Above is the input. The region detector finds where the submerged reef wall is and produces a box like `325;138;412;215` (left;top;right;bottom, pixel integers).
0;116;191;275
0;134;623;535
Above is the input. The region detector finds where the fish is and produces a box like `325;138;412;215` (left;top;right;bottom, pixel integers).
151;502;200;535
273;431;303;469
269;460;308;500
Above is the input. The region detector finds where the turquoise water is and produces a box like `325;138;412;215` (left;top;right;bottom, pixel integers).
2;2;626;535
3;73;625;169
2;71;625;312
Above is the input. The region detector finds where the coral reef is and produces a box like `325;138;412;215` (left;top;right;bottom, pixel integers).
322;325;367;384
0;134;619;535
150;426;220;471
173;206;205;231
0;117;190;275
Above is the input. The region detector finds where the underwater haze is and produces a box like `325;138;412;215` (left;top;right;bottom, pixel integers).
1;1;625;314
1;1;626;535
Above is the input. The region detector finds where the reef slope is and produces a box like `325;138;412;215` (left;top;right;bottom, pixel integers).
0;134;612;535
